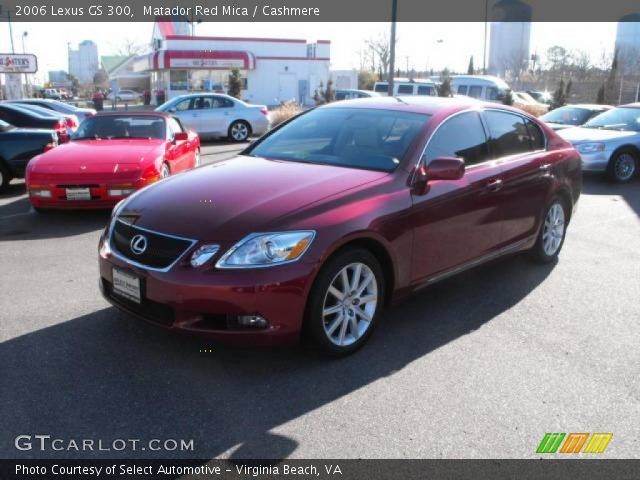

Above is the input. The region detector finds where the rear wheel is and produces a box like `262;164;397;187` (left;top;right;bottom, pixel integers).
161;163;171;178
607;149;638;183
228;121;251;142
530;198;567;263
305;248;385;356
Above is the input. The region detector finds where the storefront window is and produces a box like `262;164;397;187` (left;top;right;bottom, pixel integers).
170;70;188;90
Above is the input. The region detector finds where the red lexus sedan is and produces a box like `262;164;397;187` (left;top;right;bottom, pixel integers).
26;112;200;211
98;97;581;355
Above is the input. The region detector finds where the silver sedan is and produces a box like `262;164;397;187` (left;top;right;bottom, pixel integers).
155;93;270;142
558;103;640;183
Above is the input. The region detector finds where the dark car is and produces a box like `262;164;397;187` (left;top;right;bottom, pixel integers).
0;119;57;191
0;103;68;141
98;97;581;355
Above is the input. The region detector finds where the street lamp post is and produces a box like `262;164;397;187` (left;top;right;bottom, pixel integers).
22;31;30;97
387;0;397;96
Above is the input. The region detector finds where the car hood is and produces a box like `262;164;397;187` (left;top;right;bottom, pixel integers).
31;139;164;173
557;127;639;144
122;156;389;241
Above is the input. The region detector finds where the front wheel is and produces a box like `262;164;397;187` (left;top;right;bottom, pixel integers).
228;121;251;142
607;149;638;183
161;163;171;179
194;148;201;167
304;248;385;356
530;198;568;263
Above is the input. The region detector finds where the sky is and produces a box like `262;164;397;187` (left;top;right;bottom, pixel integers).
0;21;618;84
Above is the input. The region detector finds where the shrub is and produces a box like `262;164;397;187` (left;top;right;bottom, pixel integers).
270;101;302;128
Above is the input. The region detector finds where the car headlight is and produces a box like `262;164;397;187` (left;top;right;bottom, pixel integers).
576;143;605;154
216;231;315;268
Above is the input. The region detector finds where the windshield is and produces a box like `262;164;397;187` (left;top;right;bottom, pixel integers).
72;115;166;140
582;107;640;131
541;107;592;125
247;107;431;172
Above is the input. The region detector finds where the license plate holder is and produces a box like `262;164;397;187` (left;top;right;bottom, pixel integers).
112;267;142;304
66;187;91;201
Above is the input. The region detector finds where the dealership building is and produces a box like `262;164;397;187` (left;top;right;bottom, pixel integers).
133;21;331;106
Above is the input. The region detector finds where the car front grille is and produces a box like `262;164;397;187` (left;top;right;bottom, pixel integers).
110;219;196;270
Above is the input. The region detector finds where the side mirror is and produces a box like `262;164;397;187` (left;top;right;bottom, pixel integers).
426;156;465;181
173;131;188;142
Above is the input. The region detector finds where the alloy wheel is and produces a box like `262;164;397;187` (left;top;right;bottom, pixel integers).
194;149;201;167
230;122;249;141
542;202;565;256
614;153;636;182
161;164;170;178
322;262;378;347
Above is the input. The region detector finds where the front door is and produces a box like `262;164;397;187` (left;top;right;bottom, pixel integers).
410;111;506;283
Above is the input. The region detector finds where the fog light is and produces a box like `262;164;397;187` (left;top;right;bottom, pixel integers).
190;244;220;267
107;188;136;197
237;315;268;328
30;189;52;198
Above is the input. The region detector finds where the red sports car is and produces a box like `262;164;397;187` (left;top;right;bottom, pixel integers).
26;112;200;211
98;97;581;355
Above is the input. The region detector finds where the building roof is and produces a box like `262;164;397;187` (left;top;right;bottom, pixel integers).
101;56;129;74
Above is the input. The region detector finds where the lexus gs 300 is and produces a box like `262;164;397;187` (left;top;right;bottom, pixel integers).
99;96;581;355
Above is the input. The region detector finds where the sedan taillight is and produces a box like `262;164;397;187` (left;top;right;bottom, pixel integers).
65;116;79;129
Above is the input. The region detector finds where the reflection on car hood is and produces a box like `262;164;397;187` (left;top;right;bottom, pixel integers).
557;126;639;143
122;155;389;241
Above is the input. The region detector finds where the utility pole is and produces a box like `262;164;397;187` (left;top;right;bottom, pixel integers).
388;0;397;96
7;9;16;53
483;0;488;74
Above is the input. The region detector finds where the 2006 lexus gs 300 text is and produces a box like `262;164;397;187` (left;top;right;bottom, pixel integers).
99;96;581;355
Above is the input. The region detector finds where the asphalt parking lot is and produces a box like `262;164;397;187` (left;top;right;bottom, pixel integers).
1;143;639;459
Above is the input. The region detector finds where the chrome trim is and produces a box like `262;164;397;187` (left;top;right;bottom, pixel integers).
414;237;533;290
215;230;317;269
108;219;198;273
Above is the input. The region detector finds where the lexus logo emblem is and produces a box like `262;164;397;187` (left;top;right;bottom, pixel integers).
130;235;148;255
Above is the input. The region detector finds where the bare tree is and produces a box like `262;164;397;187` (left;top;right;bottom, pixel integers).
365;33;394;80
113;38;146;57
500;48;528;84
571;50;591;80
546;45;571;73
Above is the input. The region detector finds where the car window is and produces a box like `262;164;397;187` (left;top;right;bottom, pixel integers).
174;99;192;111
540;107;591;126
484;110;532;157
167;117;183;138
374;83;388;93
417;85;433;96
397;84;414;95
486;87;499;101
424;111;490;166
211;97;234;108
582;107;640;132
335;92;347;101
468;86;483;98
524;119;545;150
249;108;431;172
193;96;212;110
457;85;468;95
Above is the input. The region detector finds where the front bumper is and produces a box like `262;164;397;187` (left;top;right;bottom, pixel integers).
578;150;610;173
28;183;147;210
99;234;321;345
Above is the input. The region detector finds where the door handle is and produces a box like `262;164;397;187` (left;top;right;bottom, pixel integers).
486;178;503;192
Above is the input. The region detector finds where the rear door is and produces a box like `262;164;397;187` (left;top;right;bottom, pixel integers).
410;111;506;282
482;109;550;246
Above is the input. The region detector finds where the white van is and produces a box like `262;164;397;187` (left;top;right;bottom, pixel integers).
450;75;511;103
373;79;437;97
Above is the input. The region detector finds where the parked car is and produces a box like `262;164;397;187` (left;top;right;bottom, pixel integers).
527;90;552;105
558;103;640;182
26;113;200;211
5;102;80;134
98;96;581;355
335;89;381;101
0;119;57;191
512;91;549;117
0;103;68;141
451;75;511;103
373;79;437;96
156;93;270;142
10;98;96;123
540;104;613;131
42;88;62;100
106;90;141;103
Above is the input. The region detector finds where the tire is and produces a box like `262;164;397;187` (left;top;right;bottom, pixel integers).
607;148;638;183
194;148;201;167
304;247;385;356
161;163;171;178
0;162;11;193
228;120;251;142
530;197;568;264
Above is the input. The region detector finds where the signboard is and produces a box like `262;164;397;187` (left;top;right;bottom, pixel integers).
0;54;38;74
170;58;246;69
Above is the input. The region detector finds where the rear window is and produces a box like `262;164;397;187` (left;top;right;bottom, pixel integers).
248;107;431;172
485;110;533;157
397;84;414;94
417;85;434;96
374;83;388;93
468;86;483;98
72;115;166;140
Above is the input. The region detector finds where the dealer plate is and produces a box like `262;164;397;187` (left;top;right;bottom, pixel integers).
112;267;141;304
65;187;91;201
